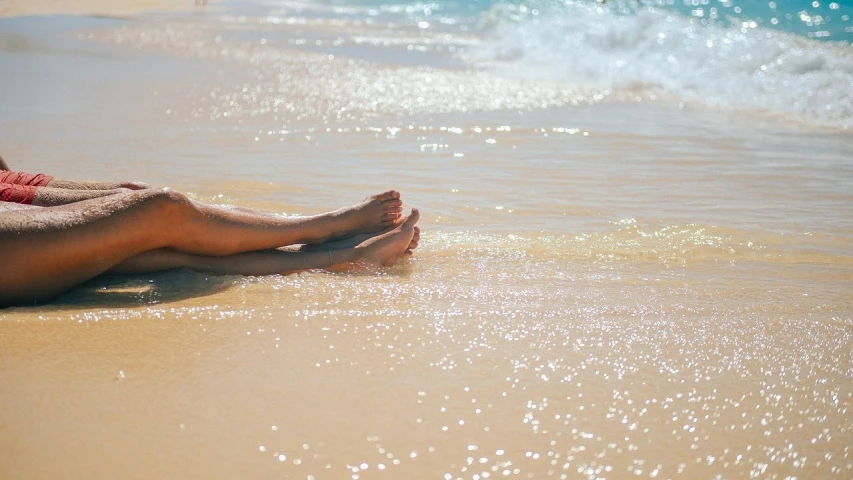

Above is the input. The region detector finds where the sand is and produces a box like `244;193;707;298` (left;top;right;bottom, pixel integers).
1;2;851;479
0;0;208;18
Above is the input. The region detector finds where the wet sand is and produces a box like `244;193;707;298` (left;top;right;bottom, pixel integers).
1;3;852;480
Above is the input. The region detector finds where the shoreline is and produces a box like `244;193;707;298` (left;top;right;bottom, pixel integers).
0;0;212;18
1;1;851;478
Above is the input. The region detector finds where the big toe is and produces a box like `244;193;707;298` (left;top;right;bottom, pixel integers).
374;190;401;202
402;208;420;229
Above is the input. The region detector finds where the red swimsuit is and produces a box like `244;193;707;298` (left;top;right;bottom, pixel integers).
0;171;54;204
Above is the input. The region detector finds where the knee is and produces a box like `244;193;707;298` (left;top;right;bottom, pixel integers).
120;181;151;190
143;187;190;203
132;188;201;237
137;187;196;216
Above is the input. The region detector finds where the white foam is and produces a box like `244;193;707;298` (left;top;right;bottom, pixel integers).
464;2;853;129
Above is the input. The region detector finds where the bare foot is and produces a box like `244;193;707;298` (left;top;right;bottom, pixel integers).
323;190;403;240
353;208;420;267
303;224;420;252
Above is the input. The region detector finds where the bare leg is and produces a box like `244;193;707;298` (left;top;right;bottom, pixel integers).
179;189;404;250
109;218;421;276
47;179;151;191
32;187;133;206
0;189;405;305
292;225;420;252
0;153;148;189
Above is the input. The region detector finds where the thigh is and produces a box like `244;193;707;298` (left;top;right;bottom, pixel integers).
0;202;43;212
0;190;177;305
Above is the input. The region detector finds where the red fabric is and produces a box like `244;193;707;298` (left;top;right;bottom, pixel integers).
0;184;37;204
0;170;53;187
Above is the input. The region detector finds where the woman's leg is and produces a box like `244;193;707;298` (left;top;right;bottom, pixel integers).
0;188;406;305
31;186;134;206
108;221;421;276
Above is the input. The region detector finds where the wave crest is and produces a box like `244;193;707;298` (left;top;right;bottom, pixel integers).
465;2;853;128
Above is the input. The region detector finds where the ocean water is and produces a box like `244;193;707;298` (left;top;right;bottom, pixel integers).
1;0;852;479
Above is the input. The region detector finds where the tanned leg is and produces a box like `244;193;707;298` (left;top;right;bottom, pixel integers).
108;216;420;276
47;179;151;191
31;187;133;206
0;189;405;305
0;153;148;189
293;226;420;252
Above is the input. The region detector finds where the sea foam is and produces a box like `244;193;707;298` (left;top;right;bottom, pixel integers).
465;1;853;128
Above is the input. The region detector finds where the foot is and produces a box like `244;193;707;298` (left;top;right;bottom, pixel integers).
323;190;403;240
353;208;420;267
307;224;420;252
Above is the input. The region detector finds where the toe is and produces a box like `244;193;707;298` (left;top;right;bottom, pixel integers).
402;208;420;228
374;190;401;202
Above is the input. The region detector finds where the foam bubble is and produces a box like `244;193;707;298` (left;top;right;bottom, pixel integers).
465;2;853;128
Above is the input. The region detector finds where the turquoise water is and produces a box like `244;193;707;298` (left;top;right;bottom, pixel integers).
223;0;852;128
320;0;853;41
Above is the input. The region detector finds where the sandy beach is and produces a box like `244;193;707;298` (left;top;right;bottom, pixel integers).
1;0;851;478
0;0;207;18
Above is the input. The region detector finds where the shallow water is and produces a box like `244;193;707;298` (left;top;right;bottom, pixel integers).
1;2;852;479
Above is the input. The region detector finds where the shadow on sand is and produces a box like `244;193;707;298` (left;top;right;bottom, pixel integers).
36;269;236;310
